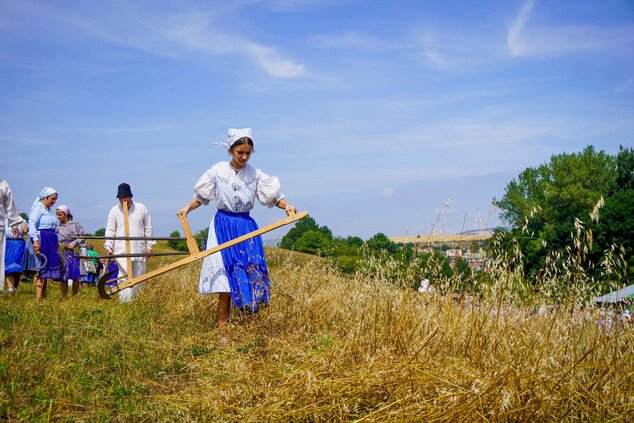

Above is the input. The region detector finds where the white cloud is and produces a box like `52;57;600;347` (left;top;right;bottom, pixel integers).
415;26;505;71
243;42;306;78
507;0;634;58
615;78;634;94
1;0;306;79
507;0;535;57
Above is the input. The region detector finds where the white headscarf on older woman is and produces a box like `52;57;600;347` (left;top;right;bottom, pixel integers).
31;187;57;210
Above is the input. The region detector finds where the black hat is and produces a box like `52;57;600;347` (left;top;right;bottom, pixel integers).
116;183;133;198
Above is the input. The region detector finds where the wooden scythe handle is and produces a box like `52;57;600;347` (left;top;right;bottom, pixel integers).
177;211;200;254
104;211;308;297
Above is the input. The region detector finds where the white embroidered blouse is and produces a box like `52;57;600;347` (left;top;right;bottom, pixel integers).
193;162;284;212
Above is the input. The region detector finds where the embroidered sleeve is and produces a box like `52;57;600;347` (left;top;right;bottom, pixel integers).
256;169;284;208
193;169;216;205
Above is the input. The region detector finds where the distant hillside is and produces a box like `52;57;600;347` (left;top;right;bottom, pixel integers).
391;231;492;244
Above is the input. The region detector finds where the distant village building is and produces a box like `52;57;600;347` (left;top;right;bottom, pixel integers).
445;249;485;270
446;249;462;259
411;245;435;254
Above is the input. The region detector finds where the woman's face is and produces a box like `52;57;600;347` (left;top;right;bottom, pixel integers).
230;143;253;168
56;209;68;223
42;193;58;208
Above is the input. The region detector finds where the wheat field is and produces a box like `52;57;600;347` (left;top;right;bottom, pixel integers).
0;247;632;421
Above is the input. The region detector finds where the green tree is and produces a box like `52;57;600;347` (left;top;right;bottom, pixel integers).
168;230;188;252
295;230;332;255
592;190;634;279
494;146;617;276
365;233;398;254
280;217;332;251
615;145;634;191
495;146;615;228
95;228;106;237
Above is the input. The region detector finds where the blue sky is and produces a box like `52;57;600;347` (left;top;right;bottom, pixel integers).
2;0;633;240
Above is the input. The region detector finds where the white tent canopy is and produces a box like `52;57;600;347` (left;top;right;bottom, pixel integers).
594;284;634;304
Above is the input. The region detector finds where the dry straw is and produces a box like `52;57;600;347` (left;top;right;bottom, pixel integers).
2;244;632;421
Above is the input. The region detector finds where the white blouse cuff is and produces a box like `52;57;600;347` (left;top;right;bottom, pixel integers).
194;194;210;206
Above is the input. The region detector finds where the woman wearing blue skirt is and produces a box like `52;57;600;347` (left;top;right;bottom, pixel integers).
3;221;28;293
56;205;85;296
28;187;65;299
179;128;296;327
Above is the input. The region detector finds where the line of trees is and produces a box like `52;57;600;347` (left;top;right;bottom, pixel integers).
277;145;632;298
278;215;459;289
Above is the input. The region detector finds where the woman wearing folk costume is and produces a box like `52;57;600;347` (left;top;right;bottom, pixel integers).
104;183;155;303
4;220;29;294
1;179;25;292
179;128;297;327
56;205;85;297
29;187;65;299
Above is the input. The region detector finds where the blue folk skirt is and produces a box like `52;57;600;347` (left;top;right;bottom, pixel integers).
214;210;270;311
38;229;64;281
4;238;25;274
104;260;120;286
21;236;40;273
62;242;81;280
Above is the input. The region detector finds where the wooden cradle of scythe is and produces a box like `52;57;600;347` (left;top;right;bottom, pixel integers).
80;210;308;300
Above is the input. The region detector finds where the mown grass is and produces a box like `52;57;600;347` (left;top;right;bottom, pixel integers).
1;247;633;421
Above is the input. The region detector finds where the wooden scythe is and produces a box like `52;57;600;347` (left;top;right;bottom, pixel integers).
97;210;308;299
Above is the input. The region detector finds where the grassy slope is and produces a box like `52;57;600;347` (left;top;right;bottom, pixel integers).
1;247;633;421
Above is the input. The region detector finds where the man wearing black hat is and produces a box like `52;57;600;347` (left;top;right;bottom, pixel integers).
104;183;155;303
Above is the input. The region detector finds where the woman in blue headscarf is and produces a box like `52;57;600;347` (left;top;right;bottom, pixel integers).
29;187;65;298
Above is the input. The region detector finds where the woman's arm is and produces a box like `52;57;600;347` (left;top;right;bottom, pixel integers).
29;206;42;254
178;199;202;216
275;198;297;215
68;222;86;249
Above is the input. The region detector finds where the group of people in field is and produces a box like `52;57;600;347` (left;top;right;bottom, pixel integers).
1;128;296;326
2;195;103;299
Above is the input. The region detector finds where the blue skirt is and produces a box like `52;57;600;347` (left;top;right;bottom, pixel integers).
214;210;270;311
4;238;25;274
104;260;120;286
38;229;64;281
22;236;40;273
62;242;81;280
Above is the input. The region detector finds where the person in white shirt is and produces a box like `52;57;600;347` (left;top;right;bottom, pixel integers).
104;183;155;303
1;179;24;292
179;128;296;327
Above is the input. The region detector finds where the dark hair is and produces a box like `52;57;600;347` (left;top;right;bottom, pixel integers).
229;137;254;151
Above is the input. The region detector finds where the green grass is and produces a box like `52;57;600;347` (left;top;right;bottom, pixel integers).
1;248;633;421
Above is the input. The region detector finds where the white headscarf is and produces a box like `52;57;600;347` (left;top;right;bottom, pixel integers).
31;187;57;209
214;128;253;151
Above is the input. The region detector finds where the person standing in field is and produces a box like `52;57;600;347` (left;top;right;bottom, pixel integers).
1;179;25;292
178;128;296;327
3;219;29;294
29;187;65;298
56;205;85;297
104;183;155;303
79;243;100;287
